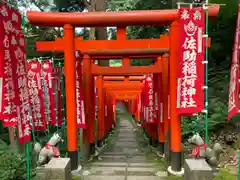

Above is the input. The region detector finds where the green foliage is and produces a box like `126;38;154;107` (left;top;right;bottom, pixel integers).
208;0;238;70
131;59;153;66
0;148;37;180
57;0;85;12
182;77;229;139
213;169;236;180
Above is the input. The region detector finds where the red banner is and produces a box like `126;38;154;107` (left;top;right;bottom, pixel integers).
228;2;240;120
52;67;63;126
154;74;163;125
0;4;33;143
143;76;154;123
0;3;19;126
142;79;146;124
27;61;47;130
76;54;86;128
15;34;32;144
177;8;205;115
140;91;144;124
42;60;56;126
94;79;98;122
137;94;141;120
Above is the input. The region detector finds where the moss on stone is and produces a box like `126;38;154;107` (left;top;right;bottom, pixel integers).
72;176;81;180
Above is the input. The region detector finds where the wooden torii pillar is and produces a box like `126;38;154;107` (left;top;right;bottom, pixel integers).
94;76;105;147
27;6;219;172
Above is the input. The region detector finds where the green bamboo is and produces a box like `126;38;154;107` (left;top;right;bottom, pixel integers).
40;58;51;136
204;2;209;145
29;111;36;143
238;150;240;180
25;142;31;180
25;64;32;180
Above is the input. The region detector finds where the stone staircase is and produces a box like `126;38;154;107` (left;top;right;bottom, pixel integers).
78;103;168;180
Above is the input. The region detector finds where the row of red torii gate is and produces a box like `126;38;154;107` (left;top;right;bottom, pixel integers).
0;2;220;175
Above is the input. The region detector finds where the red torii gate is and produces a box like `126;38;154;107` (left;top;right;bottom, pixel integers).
96;76;143;139
27;6;219;173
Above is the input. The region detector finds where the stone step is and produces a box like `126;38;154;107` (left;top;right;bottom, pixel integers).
118;135;135;137
118;129;134;132
80;175;167;180
118;133;135;136
91;162;128;167
82;166;126;176
127;167;161;173
80;175;125;180
128;162;160;167
118;133;135;135
83;166;166;177
80;107;169;180
97;156;128;163
117;139;137;142
103;148;140;154
117;135;136;137
90;162;163;168
127;176;167;180
103;152;145;156
115;142;138;147
126;169;167;177
127;156;150;162
118;137;136;140
116;139;136;142
98;157;155;164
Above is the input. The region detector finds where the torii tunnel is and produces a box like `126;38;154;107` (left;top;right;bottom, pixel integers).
27;5;219;173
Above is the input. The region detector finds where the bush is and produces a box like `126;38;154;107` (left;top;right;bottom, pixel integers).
181;77;229;139
0;148;37;180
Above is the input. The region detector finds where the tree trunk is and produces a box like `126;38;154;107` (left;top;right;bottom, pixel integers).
95;0;109;66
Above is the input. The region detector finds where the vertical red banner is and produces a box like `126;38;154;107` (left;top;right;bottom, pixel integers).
52;66;63;125
94;77;98;122
143;76;154;123
137;94;141;120
0;4;32;143
228;2;240;120
76;54;86;128
154;73;163;125
42;60;56;126
27;61;47;130
153;75;158;123
177;8;205;115
16;33;32;144
140;92;144;123
228;65;240;120
0;4;18;126
142;80;146;124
